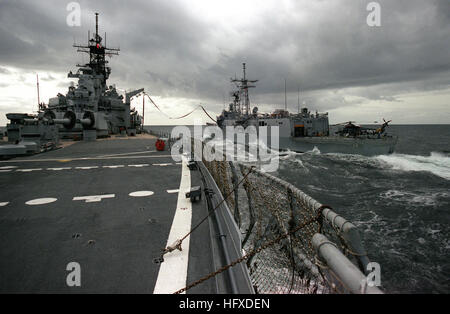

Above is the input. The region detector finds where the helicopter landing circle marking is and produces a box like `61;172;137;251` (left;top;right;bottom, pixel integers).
129;191;154;197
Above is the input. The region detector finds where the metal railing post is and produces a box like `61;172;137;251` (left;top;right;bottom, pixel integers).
312;233;383;294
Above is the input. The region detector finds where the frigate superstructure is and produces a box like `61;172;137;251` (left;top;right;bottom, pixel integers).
217;63;398;156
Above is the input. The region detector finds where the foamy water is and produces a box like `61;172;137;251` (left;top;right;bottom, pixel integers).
376;152;450;180
276;149;449;293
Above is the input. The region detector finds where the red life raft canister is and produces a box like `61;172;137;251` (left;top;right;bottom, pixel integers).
155;139;166;151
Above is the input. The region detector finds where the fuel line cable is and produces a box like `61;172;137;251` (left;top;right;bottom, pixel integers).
143;92;217;123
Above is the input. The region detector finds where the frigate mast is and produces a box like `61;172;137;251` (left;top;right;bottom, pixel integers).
231;63;258;116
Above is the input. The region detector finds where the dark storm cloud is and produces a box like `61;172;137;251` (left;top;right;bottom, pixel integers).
215;0;450;95
0;0;210;75
0;1;74;70
0;0;449;111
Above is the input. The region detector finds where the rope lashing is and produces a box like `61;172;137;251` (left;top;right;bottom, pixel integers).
154;166;255;263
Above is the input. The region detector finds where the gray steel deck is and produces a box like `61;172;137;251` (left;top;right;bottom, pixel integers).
0;137;236;293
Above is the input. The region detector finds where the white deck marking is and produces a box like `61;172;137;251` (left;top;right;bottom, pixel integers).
129;191;154;197
97;150;156;158
166;189;179;194
25;198;57;205
0;163;171;172
16;168;42;172
154;158;192;294
0;202;9;207
72;194;115;203
0;166;17;169
0;155;175;163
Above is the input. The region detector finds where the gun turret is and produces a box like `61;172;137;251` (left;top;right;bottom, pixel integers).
80;111;96;129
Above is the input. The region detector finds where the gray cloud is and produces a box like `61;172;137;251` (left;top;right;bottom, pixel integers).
0;67;10;74
0;0;449;120
40;74;57;81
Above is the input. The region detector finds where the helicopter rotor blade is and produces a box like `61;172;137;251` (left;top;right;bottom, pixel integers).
332;121;356;126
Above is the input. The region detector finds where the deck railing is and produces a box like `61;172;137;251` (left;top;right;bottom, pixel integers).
192;136;382;294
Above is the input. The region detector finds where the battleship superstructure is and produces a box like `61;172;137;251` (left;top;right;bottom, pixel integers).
1;13;144;159
38;13;144;139
217;63;398;156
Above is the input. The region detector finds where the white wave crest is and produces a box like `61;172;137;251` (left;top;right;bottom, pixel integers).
376;152;450;180
380;189;448;207
305;146;321;155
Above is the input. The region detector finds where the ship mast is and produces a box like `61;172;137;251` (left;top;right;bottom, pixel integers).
231;63;258;116
36;74;40;112
72;13;120;84
96;12;99;40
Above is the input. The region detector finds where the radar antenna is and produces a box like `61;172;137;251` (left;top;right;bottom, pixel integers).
72;13;120;83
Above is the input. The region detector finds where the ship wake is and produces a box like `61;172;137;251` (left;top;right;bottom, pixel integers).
376;152;450;180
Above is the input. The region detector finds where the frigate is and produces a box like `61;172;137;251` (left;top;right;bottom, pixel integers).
216;63;398;156
0;14;382;295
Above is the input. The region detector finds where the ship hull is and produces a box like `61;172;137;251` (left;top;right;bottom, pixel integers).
219;118;398;156
221;126;398;156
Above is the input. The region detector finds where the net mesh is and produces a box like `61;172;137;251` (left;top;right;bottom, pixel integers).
195;138;368;294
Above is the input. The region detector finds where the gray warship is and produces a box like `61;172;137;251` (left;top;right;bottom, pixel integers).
45;13;145;140
0;15;382;295
217;63;398;156
1;13;144;159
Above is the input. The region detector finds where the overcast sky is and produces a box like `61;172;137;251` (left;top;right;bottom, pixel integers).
0;0;449;125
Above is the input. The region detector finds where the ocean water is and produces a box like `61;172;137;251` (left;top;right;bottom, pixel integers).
148;124;450;294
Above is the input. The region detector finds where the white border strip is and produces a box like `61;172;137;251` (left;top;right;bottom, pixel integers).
153;158;192;294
